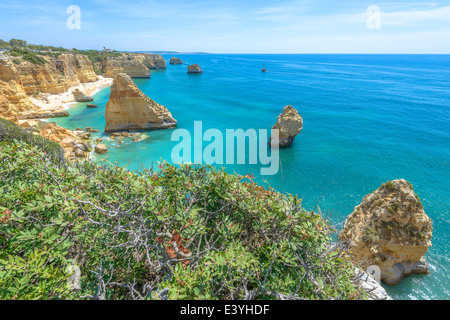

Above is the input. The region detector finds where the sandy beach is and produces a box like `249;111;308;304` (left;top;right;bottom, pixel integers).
30;76;113;111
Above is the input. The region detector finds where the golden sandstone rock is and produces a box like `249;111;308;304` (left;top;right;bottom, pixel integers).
1;53;99;122
0;61;38;122
14;54;98;95
339;179;433;286
95;144;108;154
39;122;91;160
72;88;93;102
104;73;177;132
269;105;303;147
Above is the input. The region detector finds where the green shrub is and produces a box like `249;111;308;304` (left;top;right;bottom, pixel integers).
385;181;396;191
0;140;365;300
0;118;63;162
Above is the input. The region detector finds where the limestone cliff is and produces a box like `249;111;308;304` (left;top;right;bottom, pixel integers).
13;54;98;95
339;179;433;286
135;53;166;69
269;105;303;147
101;53;166;78
101;56;150;78
104;73;177;132
0;52;101;122
0;60;38;122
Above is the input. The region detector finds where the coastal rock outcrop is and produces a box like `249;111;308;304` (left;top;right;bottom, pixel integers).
101;53;166;78
101;57;151;78
187;64;202;73
269;105;303;147
95;144;108;154
135;53;166;69
339;179;433;286
72;88;94;102
104;73;177;132
39;122;91;159
169;57;183;65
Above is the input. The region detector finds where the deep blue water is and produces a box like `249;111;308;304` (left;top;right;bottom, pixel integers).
53;54;450;300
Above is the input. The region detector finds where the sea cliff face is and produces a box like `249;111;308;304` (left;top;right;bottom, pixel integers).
14;54;98;95
135;53;166;69
0;53;100;122
101;53;166;78
0;60;38;122
104;73;177;132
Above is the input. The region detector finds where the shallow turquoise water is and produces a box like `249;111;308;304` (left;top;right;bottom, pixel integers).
53;54;450;300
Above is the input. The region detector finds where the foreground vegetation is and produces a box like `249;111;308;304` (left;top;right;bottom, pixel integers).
0;121;365;300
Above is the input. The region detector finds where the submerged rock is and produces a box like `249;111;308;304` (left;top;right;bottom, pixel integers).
104;73;177;132
339;179;433;286
72;89;93;102
169;57;183;65
269;105;303;147
187;64;202;73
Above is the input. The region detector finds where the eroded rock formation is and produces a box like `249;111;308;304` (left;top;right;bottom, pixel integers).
101;57;151;78
72;89;93;102
135;53;166;69
1;52;100;122
101;53;166;78
170;57;183;65
13;54;98;95
104;73;177;132
269;105;303;147
39;122;92;159
187;64;202;73
339;179;433;286
0;60;38;122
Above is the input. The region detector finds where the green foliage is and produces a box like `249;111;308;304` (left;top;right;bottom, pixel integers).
0;118;64;162
8;49;47;65
384;181;396;191
0;140;365;300
9;39;28;47
71;49;122;65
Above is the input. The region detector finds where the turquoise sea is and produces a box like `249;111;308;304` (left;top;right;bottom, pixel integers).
53;54;450;300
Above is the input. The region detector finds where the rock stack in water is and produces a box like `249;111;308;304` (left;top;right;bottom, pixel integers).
187;64;202;73
72;89;93;102
169;57;183;65
339;179;433;286
104;73;177;132
269;105;303;147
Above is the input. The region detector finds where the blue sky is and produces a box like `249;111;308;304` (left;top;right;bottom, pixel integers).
0;0;449;53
